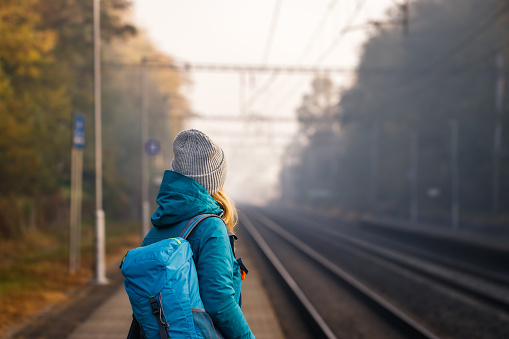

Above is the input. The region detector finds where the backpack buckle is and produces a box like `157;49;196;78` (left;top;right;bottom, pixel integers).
149;296;160;315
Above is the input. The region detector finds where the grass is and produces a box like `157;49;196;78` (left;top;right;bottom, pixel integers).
0;219;141;337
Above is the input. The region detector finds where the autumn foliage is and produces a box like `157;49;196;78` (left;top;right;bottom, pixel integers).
0;0;187;237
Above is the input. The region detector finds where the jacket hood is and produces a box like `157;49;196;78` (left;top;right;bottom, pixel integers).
150;170;223;229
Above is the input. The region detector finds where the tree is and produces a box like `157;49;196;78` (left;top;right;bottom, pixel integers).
0;0;141;236
281;75;340;207
283;0;509;220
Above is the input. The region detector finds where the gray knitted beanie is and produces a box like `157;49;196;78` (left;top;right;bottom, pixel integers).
171;129;227;195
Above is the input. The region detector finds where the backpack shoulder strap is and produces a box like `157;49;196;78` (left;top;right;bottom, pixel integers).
179;214;237;256
228;230;237;257
179;214;221;239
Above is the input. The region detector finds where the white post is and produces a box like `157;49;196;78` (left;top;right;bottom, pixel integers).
93;0;107;284
94;209;106;283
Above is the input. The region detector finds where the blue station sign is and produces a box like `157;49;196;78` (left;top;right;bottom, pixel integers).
145;139;160;155
73;114;85;149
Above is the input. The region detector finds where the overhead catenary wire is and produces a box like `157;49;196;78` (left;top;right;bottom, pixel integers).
371;2;509;116
261;0;283;64
397;2;509;90
103;62;407;74
242;0;342;114
371;41;509;122
244;0;369;114
244;0;283;120
424;2;509;75
102;1;508;121
172;112;296;122
102;54;501;77
315;0;368;64
297;0;341;64
269;0;369;116
454;39;509;73
274;1;509;118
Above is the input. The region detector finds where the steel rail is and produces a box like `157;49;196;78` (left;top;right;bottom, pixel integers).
269;208;509;312
239;211;337;339
279;208;509;285
246;208;440;339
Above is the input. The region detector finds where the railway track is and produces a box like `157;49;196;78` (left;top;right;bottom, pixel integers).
239;206;509;339
264;207;509;312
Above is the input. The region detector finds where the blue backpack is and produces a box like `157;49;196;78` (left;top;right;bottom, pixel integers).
120;214;236;339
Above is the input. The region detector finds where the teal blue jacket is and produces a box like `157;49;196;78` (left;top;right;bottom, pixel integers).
143;171;255;339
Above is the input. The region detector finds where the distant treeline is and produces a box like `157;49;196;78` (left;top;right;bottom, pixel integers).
281;0;509;224
0;0;187;237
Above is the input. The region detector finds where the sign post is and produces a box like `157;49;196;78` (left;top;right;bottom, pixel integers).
70;113;85;273
92;0;107;285
141;138;160;236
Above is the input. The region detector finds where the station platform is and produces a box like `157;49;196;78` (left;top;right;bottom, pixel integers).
360;215;509;253
68;237;284;339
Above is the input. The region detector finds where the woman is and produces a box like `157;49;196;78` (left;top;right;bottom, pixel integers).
142;129;255;339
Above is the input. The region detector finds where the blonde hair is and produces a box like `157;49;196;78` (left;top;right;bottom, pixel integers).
211;190;238;232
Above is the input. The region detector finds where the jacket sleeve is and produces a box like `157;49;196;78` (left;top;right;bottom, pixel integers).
192;219;255;339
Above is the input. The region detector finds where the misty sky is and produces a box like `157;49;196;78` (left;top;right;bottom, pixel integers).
130;0;396;202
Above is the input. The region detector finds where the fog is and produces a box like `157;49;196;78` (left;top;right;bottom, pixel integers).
1;0;507;234
129;0;397;206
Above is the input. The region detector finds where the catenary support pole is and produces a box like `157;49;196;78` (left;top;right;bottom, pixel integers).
370;122;379;212
140;57;150;238
93;0;107;284
493;53;504;213
402;0;409;35
76;148;83;270
410;131;418;223
69;147;77;273
239;72;245;115
450;120;459;229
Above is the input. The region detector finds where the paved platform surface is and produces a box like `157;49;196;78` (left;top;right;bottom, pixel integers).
68;237;285;339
